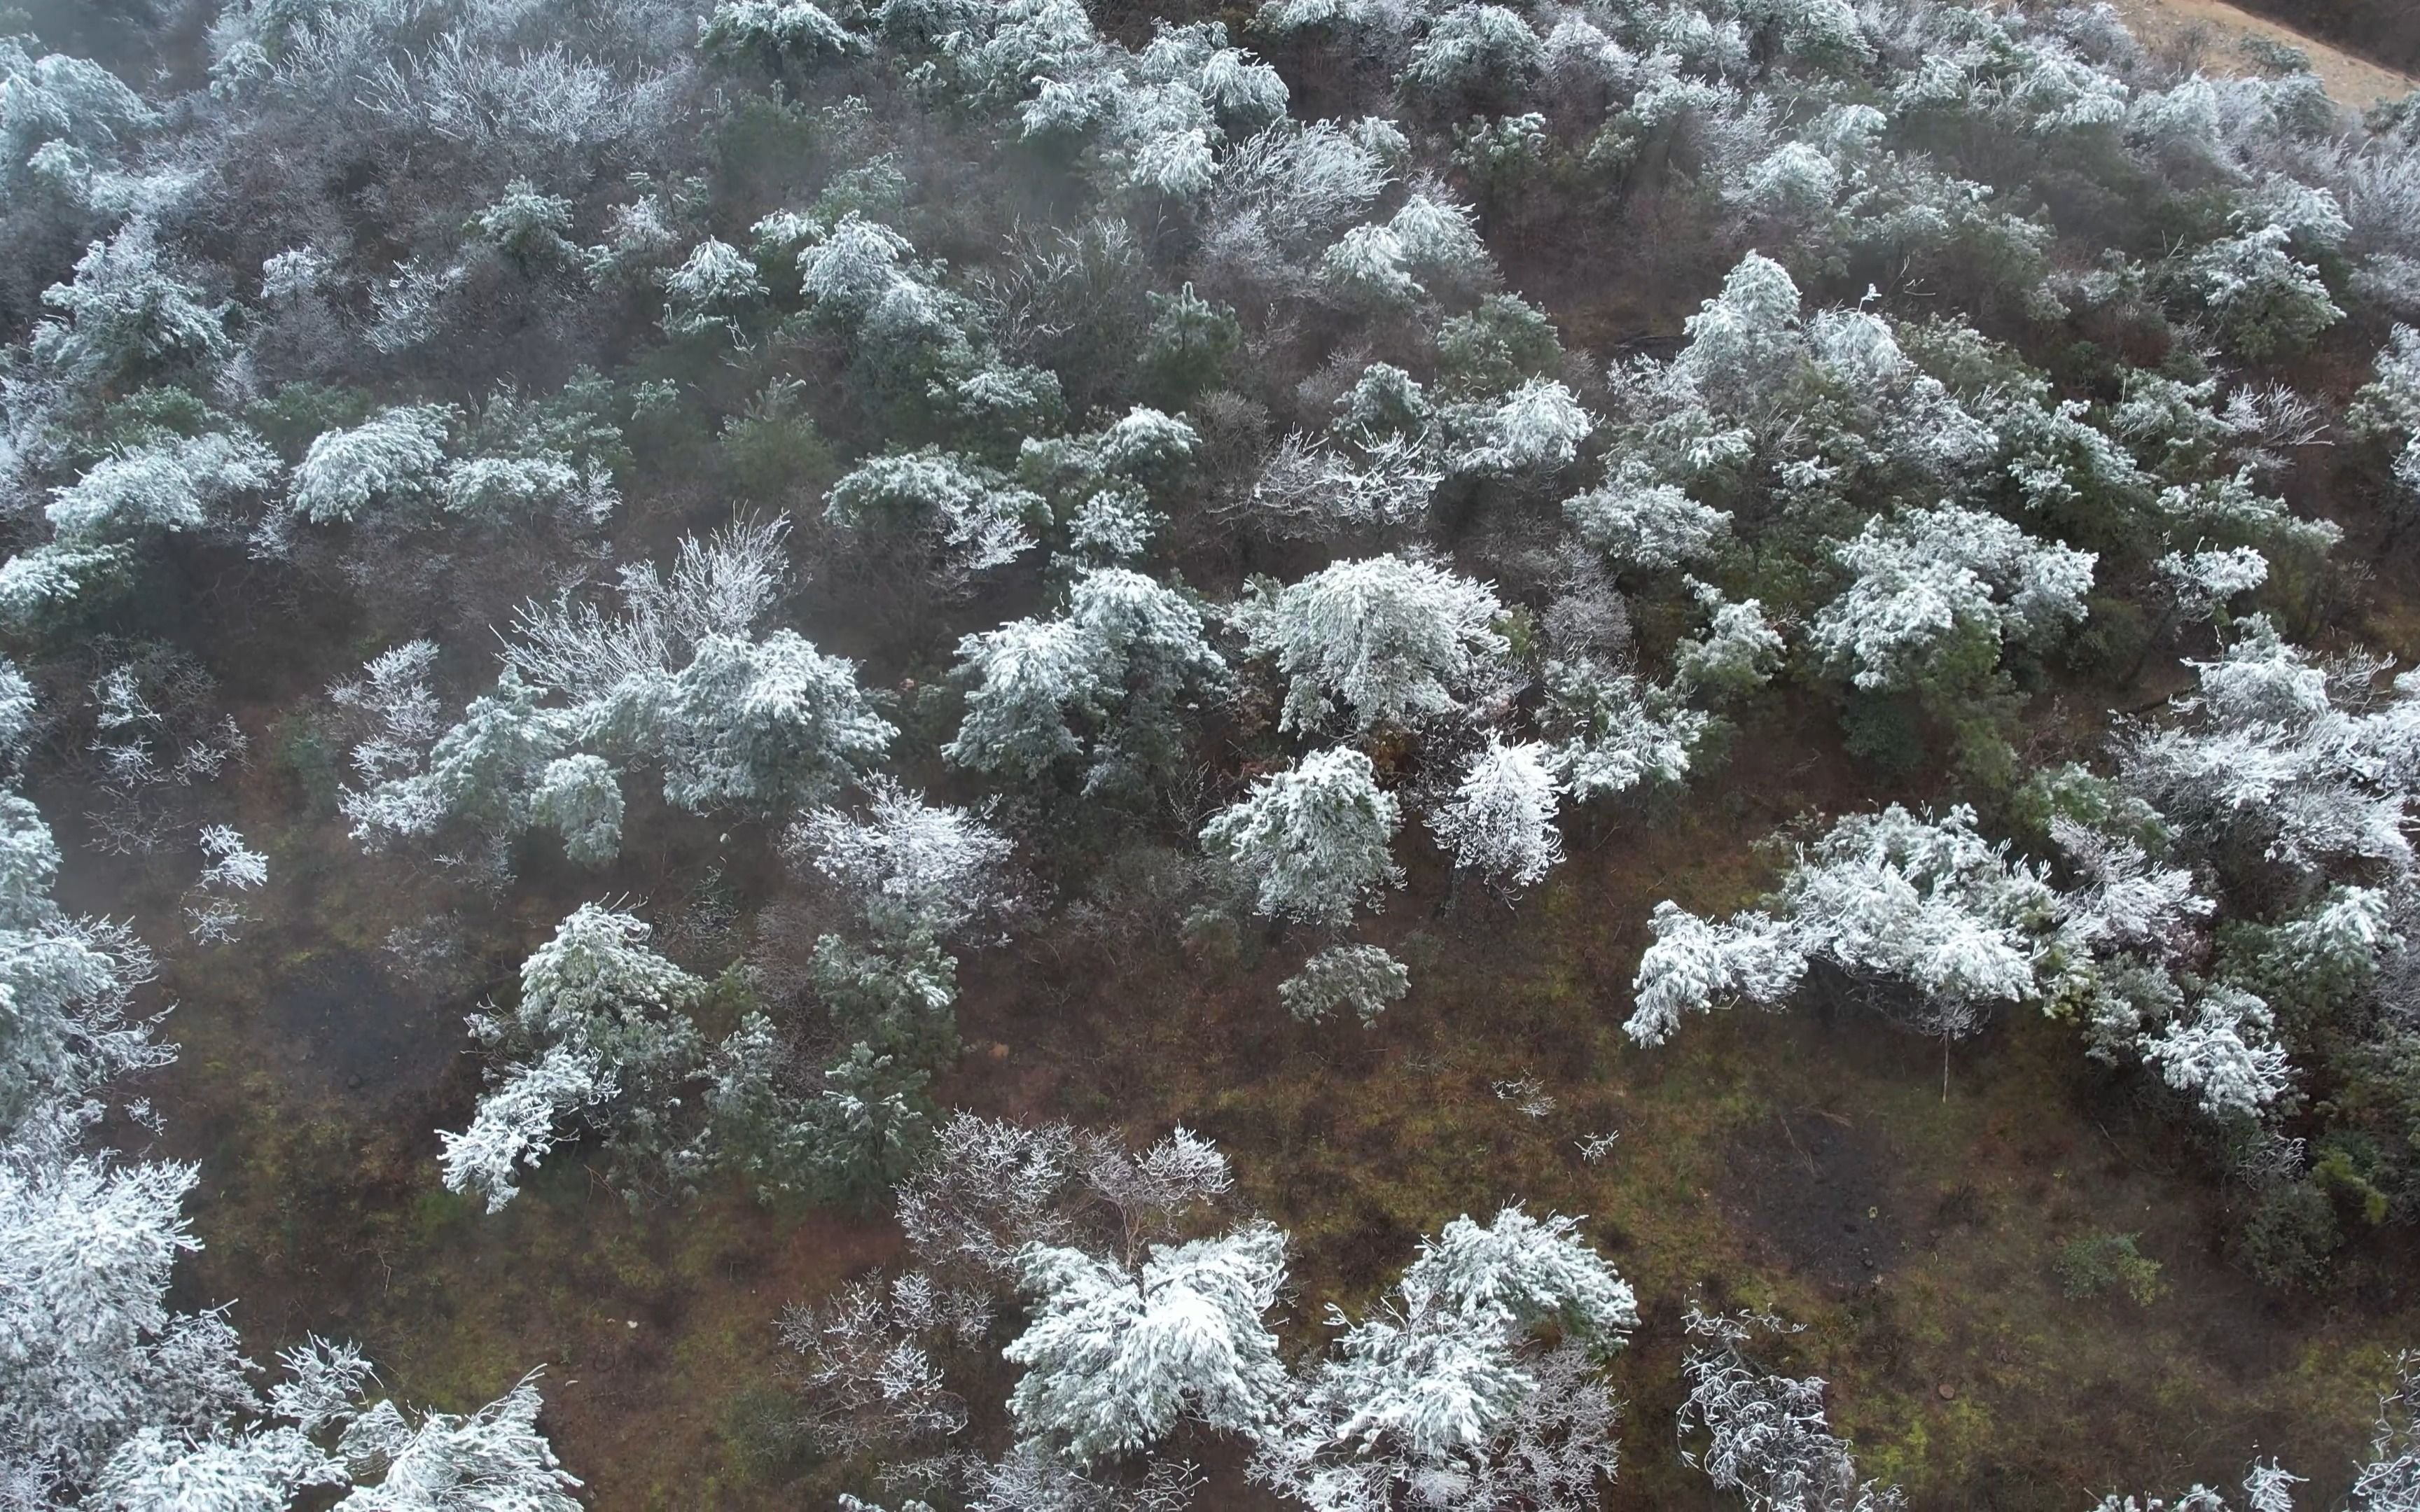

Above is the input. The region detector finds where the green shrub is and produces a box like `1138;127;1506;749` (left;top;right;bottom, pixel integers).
1840;691;1927;779
2236;1178;2341;1289
2054;1231;2166;1304
717;1384;817;1484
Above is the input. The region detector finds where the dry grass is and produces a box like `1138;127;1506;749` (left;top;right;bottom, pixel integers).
2109;0;2417;106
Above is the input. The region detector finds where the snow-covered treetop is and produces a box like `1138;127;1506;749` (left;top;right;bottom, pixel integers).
48;430;279;545
947;566;1226;792
508;902;702;1049
506;519;790;702
790;777;1016;941
2120;615;2420;882
1541;657;1712;802
1811;504;2095;692
1400;1205;1638;1345
32;219;230;387
1678;1306;1905;1512
1252;1204;1632;1508
1566;465;1730;574
1673;251;1805;415
1003;1219;1290;1463
1239;555;1508;733
1279;943;1410;1026
1200;746;1404;925
1627;804;2060;1046
1431;736;1564;892
826;448;1041;583
289;405;454;525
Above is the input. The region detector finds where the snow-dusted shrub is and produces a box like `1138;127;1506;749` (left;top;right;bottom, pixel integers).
1279;943;1410;1026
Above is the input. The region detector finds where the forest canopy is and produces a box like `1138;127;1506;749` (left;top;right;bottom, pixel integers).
7;0;2420;1507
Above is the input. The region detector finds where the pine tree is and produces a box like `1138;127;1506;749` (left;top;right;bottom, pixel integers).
947;566;1226;793
1003;1219;1290;1463
1241;556;1507;733
1201;747;1403;925
440;904;704;1211
1432;736;1564;894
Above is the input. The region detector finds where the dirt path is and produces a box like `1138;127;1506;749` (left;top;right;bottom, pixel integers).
2110;0;2416;107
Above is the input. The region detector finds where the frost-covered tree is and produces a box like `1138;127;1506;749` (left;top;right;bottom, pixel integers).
440;904;704;1211
46;430;280;548
791;778;1016;940
1541;658;1712;802
628;629;896;813
779;1271;977;1471
961;1448;1202;1512
1246;431;1445;542
321;1370;582;1512
2138;984;2293;1121
1013;406;1199;566
0;662;34;776
1241;556;1507;732
501;518;791;701
2351;1354;2420;1512
2351;327;2420;501
1677;1308;1904;1512
1251;1207;1635;1511
947;566;1227;794
1279;943;1410;1026
527;755;625;867
2089;1460;2304;1512
826;449;1041;591
1566;468;1730;574
0;36;157;173
1003;1219;1289;1463
0;1146;254;1498
343;671;576;861
31;219;231;387
1401;5;1542;107
2156;547;2269;622
1669;252;1808;421
1673;586;1786;698
1320;192;1492;307
893;1115;1233;1288
1811;505;2094;693
1452;379;1592;476
470;179;576;267
1202;747;1403;926
288;406;455;525
1432;736;1564;894
660;237;767;338
2175;225;2344;363
702;0;863;60
2117;616;2420;886
185;824;268;945
353;526;892;861
1627;805;2058;1046
0;793;167;1136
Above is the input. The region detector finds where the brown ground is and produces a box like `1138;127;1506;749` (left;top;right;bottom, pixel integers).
2109;0;2417;106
